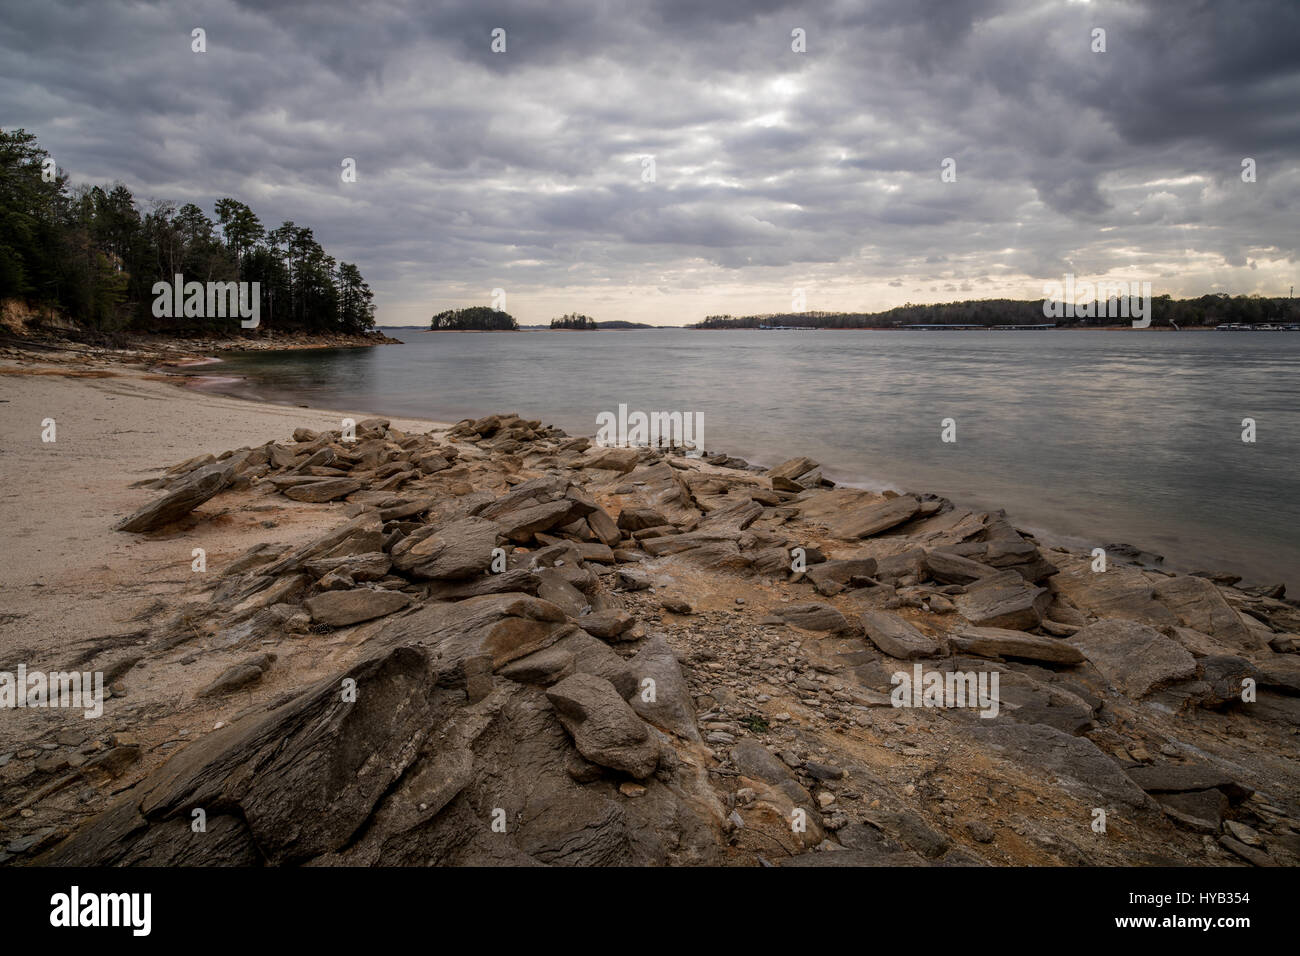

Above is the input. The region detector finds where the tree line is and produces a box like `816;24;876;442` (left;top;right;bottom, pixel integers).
695;295;1299;329
0;128;376;335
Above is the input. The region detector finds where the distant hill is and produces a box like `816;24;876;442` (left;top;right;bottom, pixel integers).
692;295;1300;330
598;320;662;329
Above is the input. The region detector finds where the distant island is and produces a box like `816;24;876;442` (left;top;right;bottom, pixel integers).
546;314;663;330
694;295;1300;330
429;306;518;331
550;313;597;330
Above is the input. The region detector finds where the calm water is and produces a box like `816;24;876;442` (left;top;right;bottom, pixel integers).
202;329;1300;590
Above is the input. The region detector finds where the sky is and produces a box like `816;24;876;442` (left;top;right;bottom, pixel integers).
2;0;1298;327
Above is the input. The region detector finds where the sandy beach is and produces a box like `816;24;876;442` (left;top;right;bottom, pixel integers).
0;359;444;664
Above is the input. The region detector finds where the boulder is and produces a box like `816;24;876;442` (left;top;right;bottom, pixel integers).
424;569;541;600
955;570;1049;630
115;456;242;532
765;457;819;482
476;477;567;521
390;516;500;580
858;808;951;859
498;646;576;685
616;568;652;591
579;610;635;641
923;550;999;585
806;558;878;595
1153;790;1229;834
536;568;590;618
585;506;622;547
625;633;700;741
197;653;276;698
1051;563;1178;626
304;588;412;627
1199;655;1261;706
496;499;581;543
550;630;637;698
860;609;943;659
673;540;754;572
617;507;669;532
749;547;794;576
582;447;640;473
1124;763;1253;804
546;673;660;778
303;552;392;581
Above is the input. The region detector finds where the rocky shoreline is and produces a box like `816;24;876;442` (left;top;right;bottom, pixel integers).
0;327;403;368
0;395;1295;868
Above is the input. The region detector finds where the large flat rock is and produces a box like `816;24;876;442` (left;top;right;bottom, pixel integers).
1068;619;1197;697
376;592;571;670
955;570;1049;630
1051;563;1178;626
1151;576;1262;652
775;602;854;634
972;722;1151;809
495;499;581;543
950;626;1085;664
304;588;411;627
805;557;879;595
115;457;240;532
833;495;922;539
283;478;363;502
923;550;1000;585
390;515;501;580
860;609;943;659
1124;762;1253;803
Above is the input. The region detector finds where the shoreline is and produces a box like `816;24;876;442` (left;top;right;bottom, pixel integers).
10;337;1279;601
179;354;1286;596
0;327;404;363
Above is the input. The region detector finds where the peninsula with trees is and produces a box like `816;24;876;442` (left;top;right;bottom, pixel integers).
0;128;381;346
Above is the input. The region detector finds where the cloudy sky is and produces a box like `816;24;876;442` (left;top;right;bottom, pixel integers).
3;0;1298;326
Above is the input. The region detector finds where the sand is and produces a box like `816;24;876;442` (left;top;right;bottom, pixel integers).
0;359;445;666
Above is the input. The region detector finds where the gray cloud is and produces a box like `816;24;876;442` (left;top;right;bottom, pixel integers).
2;0;1297;324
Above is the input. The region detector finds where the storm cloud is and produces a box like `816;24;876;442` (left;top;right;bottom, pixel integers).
3;0;1297;325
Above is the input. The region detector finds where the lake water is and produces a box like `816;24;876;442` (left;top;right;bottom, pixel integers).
201;328;1300;590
